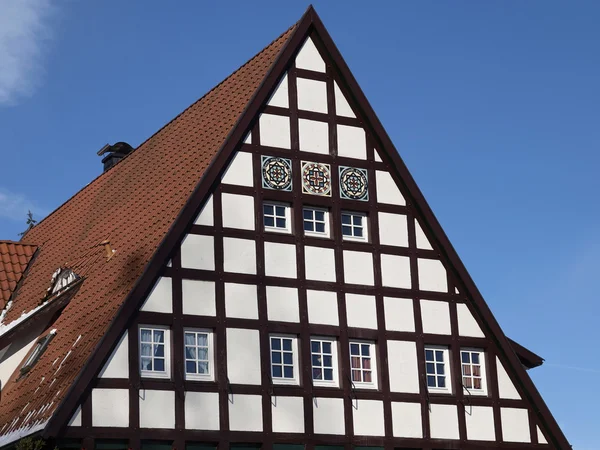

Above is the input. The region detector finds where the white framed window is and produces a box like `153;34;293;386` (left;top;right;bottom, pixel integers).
461;348;487;395
263;202;291;233
184;329;214;381
425;345;452;393
270;335;299;385
341;211;367;241
349;340;377;389
139;325;170;379
311;337;338;387
303;207;329;237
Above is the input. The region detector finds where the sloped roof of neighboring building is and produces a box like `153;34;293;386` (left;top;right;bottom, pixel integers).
0;242;37;307
0;21;297;443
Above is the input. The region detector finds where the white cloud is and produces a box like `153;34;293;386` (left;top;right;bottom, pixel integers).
0;0;55;105
0;188;46;222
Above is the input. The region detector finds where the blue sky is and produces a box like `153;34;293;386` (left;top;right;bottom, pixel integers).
0;1;598;447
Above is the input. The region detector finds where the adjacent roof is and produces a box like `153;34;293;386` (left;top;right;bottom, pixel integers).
0;21;297;443
0;242;37;307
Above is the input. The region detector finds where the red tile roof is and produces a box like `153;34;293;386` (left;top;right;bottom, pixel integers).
0;242;37;308
0;23;296;440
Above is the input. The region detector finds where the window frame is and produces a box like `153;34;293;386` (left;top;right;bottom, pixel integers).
341;211;368;242
310;336;339;388
263;201;292;234
139;325;171;379
183;328;215;382
269;334;300;385
302;206;330;238
424;345;452;394
460;347;488;396
20;332;56;375
349;340;378;389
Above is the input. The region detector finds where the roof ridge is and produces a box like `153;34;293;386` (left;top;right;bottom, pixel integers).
22;22;299;239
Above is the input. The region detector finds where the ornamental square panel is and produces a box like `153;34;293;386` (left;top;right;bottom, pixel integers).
301;161;332;196
262;155;293;191
339;166;369;201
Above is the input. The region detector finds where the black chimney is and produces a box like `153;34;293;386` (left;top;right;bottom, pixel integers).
97;142;134;172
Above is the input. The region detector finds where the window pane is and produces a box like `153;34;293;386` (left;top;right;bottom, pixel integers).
351;356;361;369
312;355;321;366
316;223;325;233
186;361;196;373
350;343;360;355
425;349;434;361
342;225;352;235
283;352;293;365
311;341;320;353
352;370;361;381
313;368;322;380
363;358;371;370
265;216;275;227
323;355;332;367
185;333;195;346
272;352;281;364
275;206;285;216
303;209;313;220
472;353;480;364
283;366;294;378
154;345;164;357
322;342;331;353
96;440;129;450
342;215;351;225
276;218;286;228
197;333;208;346
426;362;434;374
154;359;165;372
264;205;274;215
140;329;152;342
361;344;370;356
435;350;443;361
141;357;152;371
355;228;363;237
315;211;325;221
198;362;209;374
353;215;363;225
198;348;209;360
141;343;152;356
436;363;444;375
185;347;196;359
461;352;470;363
272;365;282;378
271;339;281;350
154;330;164;343
304;221;314;231
438;376;446;387
282;339;292;351
427;375;436;386
324;368;333;380
363;371;372;382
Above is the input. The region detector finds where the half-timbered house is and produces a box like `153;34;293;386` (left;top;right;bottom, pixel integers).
0;6;570;450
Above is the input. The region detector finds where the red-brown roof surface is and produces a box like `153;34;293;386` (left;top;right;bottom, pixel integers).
0;23;296;440
0;242;37;308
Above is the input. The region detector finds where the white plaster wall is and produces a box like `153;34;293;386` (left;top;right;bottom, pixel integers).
305;246;336;282
181;234;215;271
307;290;339;326
501;408;530;443
496;357;521;399
244;132;252;144
337;125;366;160
391;402;422;438
387;340;420;393
418;259;448;292
140;277;172;313
537;426;548;444
139;390;175;429
429;404;459;439
352;399;385;436
229;394;263;431
313;397;345;435
92;388;128;427
182;280;216;316
222;151;254;187
415;219;433;250
380;254;411;288
374;150;382;162
266;286;299;323
295;37;325;72
296;78;328;113
343;250;374;285
267;74;289;108
223;238;256;274
375;171;406;205
227;328;261;385
185;392;219;430
194;194;214;226
345;294;377;329
225;283;258;319
68;406;82;427
457;303;485;338
334;81;355;118
259;114;291;149
265;242;297;278
378;212;409;247
0;334;37;390
299;119;329;154
384;297;415;332
465;406;495;441
98;331;128;378
420;300;451;335
271;396;304;433
222;193;255;231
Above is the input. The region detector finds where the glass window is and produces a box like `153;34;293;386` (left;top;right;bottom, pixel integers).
425;346;451;393
264;202;291;233
303;207;329;237
184;329;214;381
311;337;338;387
349;341;377;388
341;212;367;241
21;331;56;375
270;335;298;384
461;348;487;395
139;326;170;378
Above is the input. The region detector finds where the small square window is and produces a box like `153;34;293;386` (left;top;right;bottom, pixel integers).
184;329;215;381
311;337;338;387
264;202;291;233
425;345;451;393
139;326;170;379
461;348;487;395
303;207;329;237
21;331;56;376
349;340;377;389
341;212;367;241
270;335;299;385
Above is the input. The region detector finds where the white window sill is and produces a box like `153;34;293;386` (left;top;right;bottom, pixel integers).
140;371;170;380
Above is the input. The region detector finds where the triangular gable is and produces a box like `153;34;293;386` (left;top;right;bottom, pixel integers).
43;6;568;449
